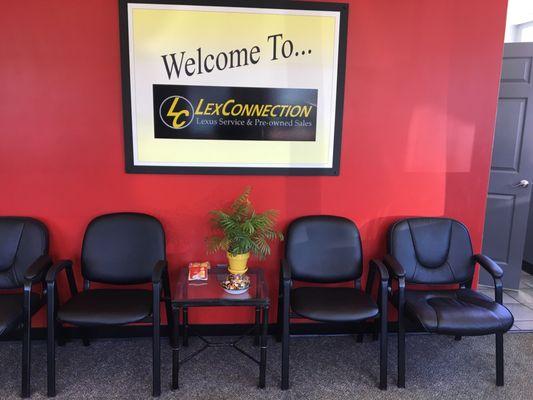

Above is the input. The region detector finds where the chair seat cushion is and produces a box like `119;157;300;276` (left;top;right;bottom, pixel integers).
404;289;514;335
291;287;379;322
0;292;41;336
57;289;152;326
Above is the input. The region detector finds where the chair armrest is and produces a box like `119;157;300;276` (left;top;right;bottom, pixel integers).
473;254;504;304
383;255;406;310
152;260;168;284
46;259;78;297
383;254;406;279
365;259;389;295
474;254;503;279
23;254;52;283
369;259;389;282
281;259;291;284
46;260;73;283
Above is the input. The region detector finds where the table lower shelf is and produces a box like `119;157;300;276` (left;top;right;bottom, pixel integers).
171;305;269;389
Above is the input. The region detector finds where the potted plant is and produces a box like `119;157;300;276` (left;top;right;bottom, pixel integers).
207;186;284;277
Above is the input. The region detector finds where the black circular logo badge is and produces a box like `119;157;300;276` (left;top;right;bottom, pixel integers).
159;95;195;130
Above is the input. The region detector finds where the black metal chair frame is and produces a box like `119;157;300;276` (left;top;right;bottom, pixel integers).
45;259;172;397
0;216;52;398
7;255;53;398
384;252;508;388
278;258;389;390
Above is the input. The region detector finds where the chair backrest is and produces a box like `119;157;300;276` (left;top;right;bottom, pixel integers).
81;213;165;284
0;217;49;288
285;215;363;283
388;217;474;285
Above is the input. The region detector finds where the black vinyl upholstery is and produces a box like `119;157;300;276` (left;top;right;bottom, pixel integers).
0;216;50;397
82;213;165;284
286;215;363;283
388;218;474;285
280;215;388;390
287;216;376;322
387;217;514;388
57;289;152;326
59;213;165;325
388;217;513;335
403;289;513;335
47;213;170;397
291;287;378;322
0;217;48;288
0;217;49;334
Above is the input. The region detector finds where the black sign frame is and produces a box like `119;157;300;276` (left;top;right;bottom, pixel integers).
119;0;349;175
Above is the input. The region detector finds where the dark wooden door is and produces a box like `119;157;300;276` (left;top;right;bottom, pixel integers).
481;43;533;289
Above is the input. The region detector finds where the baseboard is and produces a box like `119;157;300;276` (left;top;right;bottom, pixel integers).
1;321;418;342
523;261;533;275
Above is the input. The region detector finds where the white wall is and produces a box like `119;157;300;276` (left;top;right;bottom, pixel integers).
505;0;533;42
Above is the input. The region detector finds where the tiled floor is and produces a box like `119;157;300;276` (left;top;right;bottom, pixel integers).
478;270;533;332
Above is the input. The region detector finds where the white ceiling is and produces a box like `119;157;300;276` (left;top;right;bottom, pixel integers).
507;0;533;26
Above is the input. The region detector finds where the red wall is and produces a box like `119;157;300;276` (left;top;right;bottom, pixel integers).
0;0;507;326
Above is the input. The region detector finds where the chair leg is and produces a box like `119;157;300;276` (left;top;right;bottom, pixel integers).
281;289;290;390
162;271;174;347
379;278;388;391
373;283;382;342
496;333;504;386
21;292;31;398
54;287;66;347
397;290;405;388
276;276;283;343
47;288;56;397
82;328;90;346
379;313;388;390
152;287;161;397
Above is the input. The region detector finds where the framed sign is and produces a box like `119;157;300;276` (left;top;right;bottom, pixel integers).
119;0;348;175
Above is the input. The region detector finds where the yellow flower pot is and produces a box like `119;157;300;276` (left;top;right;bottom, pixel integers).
227;252;250;275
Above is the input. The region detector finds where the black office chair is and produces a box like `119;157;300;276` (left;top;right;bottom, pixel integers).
385;217;514;388
46;213;172;397
0;217;52;397
278;215;389;390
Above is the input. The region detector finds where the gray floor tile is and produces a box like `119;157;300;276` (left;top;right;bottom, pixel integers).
478;289;519;304
506;288;533;305
504;303;533;321
520;272;533;289
513;320;533;330
477;284;492;290
502;291;520;303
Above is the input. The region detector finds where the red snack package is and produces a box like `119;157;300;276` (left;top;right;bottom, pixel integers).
188;262;210;281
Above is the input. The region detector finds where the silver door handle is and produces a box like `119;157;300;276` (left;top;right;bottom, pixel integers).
512;179;530;188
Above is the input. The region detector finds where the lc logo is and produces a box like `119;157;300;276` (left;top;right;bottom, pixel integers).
159;95;195;129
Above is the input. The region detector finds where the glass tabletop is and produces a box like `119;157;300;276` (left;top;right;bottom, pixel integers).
172;266;269;307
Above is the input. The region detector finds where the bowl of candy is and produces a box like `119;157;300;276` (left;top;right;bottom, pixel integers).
220;273;250;294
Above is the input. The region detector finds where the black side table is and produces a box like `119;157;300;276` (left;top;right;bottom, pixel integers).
170;266;270;389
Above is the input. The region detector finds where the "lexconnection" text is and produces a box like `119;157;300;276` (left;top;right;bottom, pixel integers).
194;98;313;118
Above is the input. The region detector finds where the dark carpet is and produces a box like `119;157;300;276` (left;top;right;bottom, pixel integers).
0;332;531;399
